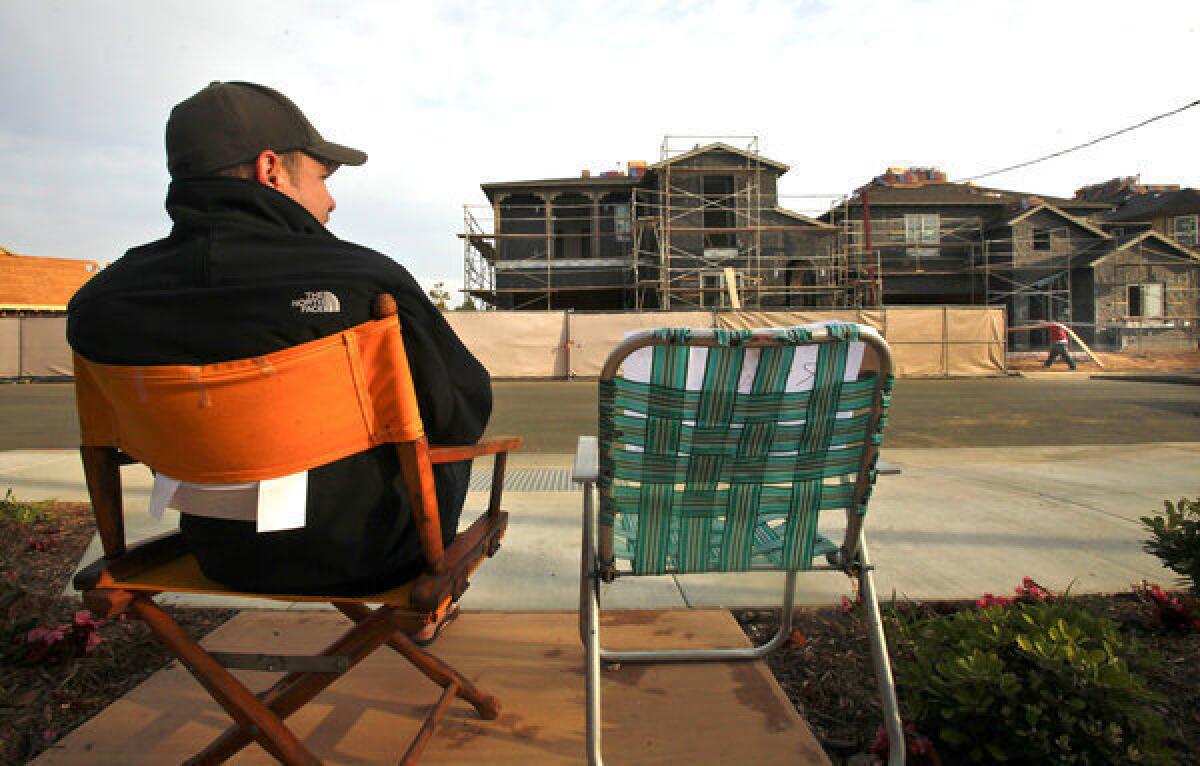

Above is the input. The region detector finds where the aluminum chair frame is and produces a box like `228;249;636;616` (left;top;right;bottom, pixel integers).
574;324;904;766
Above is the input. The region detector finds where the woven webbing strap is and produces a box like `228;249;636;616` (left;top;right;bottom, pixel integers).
598;323;887;575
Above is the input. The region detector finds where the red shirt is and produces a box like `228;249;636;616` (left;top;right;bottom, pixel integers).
1048;324;1068;343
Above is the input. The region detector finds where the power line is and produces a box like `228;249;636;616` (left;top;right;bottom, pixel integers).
954;98;1200;184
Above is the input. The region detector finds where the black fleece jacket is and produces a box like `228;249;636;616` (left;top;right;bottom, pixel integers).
67;177;492;594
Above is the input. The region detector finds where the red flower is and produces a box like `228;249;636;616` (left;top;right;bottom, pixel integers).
869;723;942;764
1136;582;1200;633
976;593;1014;609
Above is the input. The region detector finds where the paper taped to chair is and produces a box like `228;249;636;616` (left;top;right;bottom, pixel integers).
148;471;308;532
623;322;864;392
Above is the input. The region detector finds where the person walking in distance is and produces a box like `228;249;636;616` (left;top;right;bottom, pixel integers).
1044;322;1077;370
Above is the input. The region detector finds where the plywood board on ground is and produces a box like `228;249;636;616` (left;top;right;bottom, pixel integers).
34;610;828;765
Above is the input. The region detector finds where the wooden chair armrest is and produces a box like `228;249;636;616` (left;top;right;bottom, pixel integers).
428;436;523;464
73;530;189;591
409;509;509;613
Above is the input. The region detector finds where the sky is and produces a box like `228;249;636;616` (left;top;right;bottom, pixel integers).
2;0;1197;300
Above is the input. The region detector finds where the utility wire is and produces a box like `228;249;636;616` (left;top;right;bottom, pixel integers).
954;98;1200;184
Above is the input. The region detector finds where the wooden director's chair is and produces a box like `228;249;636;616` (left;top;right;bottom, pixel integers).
71;294;520;765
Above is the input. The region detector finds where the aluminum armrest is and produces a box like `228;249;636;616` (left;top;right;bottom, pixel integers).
573;436;598;484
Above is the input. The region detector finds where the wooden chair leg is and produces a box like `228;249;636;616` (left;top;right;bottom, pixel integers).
128;594;320;766
334;602;501;720
185;604;402;766
400;681;459;766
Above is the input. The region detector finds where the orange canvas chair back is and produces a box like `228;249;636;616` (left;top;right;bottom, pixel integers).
74;314;425;483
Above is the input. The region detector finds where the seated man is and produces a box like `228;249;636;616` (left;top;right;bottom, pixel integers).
67;82;490;638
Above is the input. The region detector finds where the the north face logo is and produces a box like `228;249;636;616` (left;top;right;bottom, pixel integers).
291;291;341;313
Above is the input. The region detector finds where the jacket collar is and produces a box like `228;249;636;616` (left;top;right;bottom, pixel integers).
165;177;334;239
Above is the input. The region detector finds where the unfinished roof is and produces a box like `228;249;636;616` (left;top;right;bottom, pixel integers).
843;180;1111;211
762;207;839;231
1076;230;1200;267
480;175;638;200
1103;188;1200;222
999;201;1111;239
1074;176;1181;204
0;245;102;310
649;142;790;173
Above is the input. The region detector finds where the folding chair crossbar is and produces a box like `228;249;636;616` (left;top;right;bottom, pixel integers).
208;652;351;674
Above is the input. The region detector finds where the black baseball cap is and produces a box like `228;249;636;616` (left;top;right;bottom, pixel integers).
165;81;367;179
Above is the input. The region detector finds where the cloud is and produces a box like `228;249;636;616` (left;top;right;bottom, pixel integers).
2;0;1197;283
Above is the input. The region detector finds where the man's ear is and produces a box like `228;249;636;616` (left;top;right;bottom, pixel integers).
254;150;283;189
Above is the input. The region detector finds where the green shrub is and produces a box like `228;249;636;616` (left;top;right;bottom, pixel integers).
1141;497;1200;594
0;488;52;526
894;599;1172;764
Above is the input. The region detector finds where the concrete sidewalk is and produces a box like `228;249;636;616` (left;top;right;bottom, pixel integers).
2;444;1193;610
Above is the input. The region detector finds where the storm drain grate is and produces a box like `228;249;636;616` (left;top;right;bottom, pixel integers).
469;469;574;492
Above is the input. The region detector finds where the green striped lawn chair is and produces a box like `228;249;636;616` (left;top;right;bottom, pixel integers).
573;323;903;766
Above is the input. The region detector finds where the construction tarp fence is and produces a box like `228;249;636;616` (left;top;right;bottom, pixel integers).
0;317;73;379
718;307;1005;377
449;306;1005;378
1;307;1005;381
444;311;569;378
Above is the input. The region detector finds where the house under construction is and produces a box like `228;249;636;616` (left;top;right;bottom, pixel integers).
461;137;857;311
824;169;1200;350
461;141;1200;350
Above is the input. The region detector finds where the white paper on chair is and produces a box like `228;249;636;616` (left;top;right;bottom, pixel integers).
619;323;865;456
148;470;309;533
256;472;308;533
147;474;182;521
622;322;864;392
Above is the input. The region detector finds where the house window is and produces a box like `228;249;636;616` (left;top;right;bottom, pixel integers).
613;203;631;243
701;271;741;308
1171;215;1198;247
1033;228;1052;251
904;214;939;245
702;175;736;248
1127;283;1164;319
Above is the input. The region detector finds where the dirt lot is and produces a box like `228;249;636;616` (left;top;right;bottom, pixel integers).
3;378;1199;453
1007;349;1200;372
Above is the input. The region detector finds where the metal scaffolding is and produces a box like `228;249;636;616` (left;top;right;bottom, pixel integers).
631;135;858;310
461;135;864;311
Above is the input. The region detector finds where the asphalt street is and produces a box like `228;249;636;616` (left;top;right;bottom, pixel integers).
2;377;1198;452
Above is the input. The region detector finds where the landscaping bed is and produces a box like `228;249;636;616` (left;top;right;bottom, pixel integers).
0;498;234;765
737;588;1200;764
